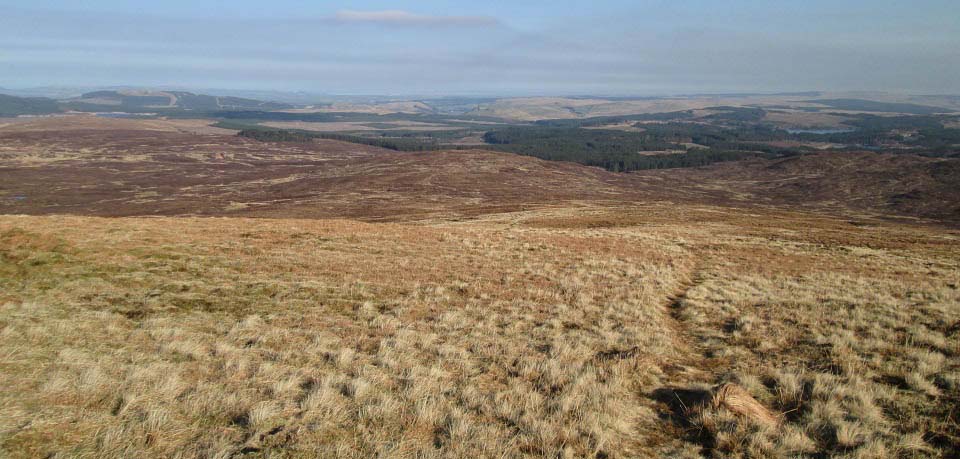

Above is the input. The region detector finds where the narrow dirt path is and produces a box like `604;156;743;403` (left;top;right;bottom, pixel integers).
661;260;715;382
646;258;734;455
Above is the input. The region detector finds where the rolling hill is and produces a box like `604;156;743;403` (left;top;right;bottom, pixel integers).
0;94;61;117
1;90;295;116
1;116;959;223
64;90;294;112
638;151;960;222
1;115;959;458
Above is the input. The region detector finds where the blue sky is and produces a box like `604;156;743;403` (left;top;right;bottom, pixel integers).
1;0;958;95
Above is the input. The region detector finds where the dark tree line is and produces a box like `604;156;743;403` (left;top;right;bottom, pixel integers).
237;111;960;173
481;125;800;172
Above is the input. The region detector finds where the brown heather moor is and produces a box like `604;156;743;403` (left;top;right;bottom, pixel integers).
2;204;959;458
1;116;959;457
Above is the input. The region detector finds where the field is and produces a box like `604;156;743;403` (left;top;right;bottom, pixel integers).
1;116;959;458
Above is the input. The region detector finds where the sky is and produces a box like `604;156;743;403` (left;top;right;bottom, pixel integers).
1;0;958;96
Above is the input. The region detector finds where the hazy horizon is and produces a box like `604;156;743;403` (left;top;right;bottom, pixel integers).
2;0;959;95
0;84;843;99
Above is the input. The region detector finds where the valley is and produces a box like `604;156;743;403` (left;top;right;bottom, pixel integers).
1;102;958;459
5;1;959;457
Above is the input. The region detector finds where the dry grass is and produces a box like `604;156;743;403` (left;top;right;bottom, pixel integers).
1;204;958;458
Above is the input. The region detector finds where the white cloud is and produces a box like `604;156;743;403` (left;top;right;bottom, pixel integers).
333;10;498;27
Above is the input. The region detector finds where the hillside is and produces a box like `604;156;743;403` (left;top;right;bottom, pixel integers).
472;94;959;121
1;114;959;458
0;94;61;116
2;204;958;457
1;90;294;116
64;90;294;112
804;98;951;115
641;152;960;222
5;0;960;455
0;116;628;220
2;116;960;223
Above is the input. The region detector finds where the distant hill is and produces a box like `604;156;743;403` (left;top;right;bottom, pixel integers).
2;116;958;223
64;90;294;112
805;98;951;115
2;90;296;116
0;94;61;116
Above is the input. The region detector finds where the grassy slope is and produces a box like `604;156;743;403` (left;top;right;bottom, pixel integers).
1;205;958;458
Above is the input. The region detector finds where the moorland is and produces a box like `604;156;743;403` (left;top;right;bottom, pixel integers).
1;90;959;458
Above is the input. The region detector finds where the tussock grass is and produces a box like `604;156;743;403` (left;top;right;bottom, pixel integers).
1;205;958;457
